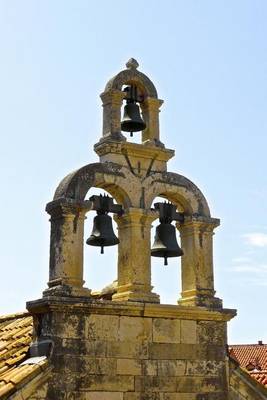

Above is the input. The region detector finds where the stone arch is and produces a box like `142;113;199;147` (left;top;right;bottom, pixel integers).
53;162;132;208
105;68;158;99
144;171;211;217
46;162;138;297
144;171;219;306
99;60;163;145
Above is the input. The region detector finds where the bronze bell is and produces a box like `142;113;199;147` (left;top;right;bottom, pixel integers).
86;212;119;254
121;102;146;135
151;222;183;266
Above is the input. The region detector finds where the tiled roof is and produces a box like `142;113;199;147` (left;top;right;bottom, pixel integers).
0;312;33;375
0;358;48;398
250;370;267;388
0;312;48;398
229;344;267;370
229;343;267;388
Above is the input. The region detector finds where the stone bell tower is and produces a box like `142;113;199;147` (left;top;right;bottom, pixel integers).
27;59;236;400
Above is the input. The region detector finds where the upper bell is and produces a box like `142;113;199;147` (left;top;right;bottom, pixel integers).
151;222;183;266
121;102;146;134
86;213;119;254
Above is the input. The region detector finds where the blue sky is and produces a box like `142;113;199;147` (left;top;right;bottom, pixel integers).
0;1;266;344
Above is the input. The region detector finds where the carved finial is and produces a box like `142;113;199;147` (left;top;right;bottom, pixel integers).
126;58;139;70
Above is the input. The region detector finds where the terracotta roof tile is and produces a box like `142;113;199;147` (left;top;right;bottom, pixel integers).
229;344;267;370
0;312;48;398
0;313;33;370
250;370;267;387
0;382;14;397
229;344;267;389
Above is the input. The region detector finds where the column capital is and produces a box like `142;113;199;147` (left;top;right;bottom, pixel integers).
100;89;125;106
142;97;164;110
114;208;157;227
46;198;92;219
177;215;220;235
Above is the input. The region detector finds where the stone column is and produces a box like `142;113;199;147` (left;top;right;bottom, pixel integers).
43;199;91;297
141;97;164;145
112;208;159;303
177;216;222;308
100;90;126;141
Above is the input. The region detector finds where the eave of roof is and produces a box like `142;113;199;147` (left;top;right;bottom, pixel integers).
0;312;49;399
0;358;48;399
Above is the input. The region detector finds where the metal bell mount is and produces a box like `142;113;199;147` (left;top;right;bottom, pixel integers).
86;194;123;254
121;85;146;136
151;202;184;266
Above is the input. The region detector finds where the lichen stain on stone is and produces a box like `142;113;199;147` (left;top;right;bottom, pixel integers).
72;212;79;233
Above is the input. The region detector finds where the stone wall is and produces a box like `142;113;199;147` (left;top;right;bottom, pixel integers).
27;298;235;400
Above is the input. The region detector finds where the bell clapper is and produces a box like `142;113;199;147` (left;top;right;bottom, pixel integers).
164;256;168;266
101;245;104;254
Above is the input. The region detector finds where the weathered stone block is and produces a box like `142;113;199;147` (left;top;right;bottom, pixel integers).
153;318;180;343
84;357;117;375
149;343;198;360
181;320;197;344
157;360;186;376
142;360;158;376
124;394;162;400
85;340;107;357
135;376;177;392
83;392;123;400
119;316;152;341
197;344;226;361
80;375;134;391
117;358;141;375
186;361;224;376
85;314;119;341
163;394;196;400
107;340;148;359
153;376;220;394
196;394;227;400
197;322;226;346
60;338;107;357
58;313;86;339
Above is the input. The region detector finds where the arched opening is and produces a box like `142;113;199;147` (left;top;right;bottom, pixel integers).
150;196;183;305
83;187;119;296
120;84;146;145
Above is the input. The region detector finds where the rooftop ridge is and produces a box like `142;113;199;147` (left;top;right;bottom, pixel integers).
0;311;30;323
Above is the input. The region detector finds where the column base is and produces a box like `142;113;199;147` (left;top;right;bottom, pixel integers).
43;284;91;299
112;284;160;303
178;289;222;308
94;132;126;147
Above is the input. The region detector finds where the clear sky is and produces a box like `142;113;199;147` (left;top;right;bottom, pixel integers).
0;1;266;344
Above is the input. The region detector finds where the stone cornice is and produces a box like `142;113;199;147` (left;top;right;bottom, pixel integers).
27;297;236;322
94;141;174;162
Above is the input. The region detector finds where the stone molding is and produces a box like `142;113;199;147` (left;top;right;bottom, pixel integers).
27;297;236;322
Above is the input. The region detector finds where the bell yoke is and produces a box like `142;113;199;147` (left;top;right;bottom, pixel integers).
45;58;221;307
